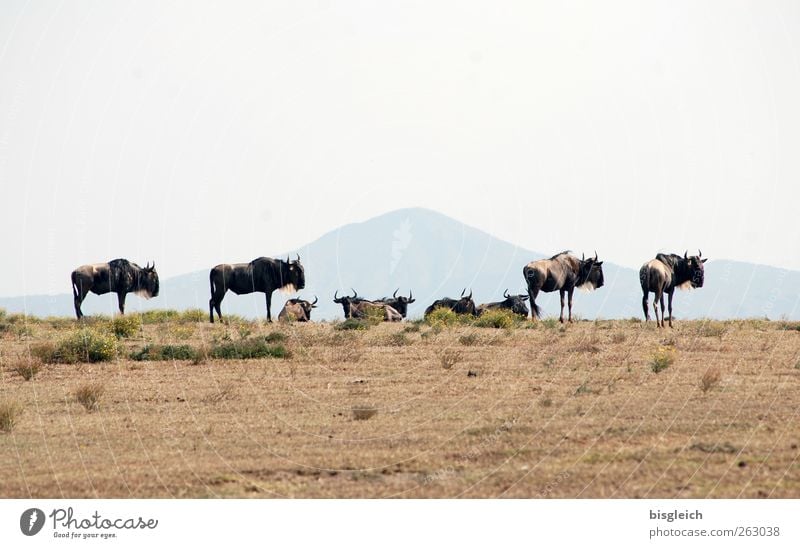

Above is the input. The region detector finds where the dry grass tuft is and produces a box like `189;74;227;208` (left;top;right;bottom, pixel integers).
440;350;462;370
352;405;378;420
650;345;676;373
13;357;42;381
0;401;21;432
203;383;238;404
74;383;104;412
700;366;722;393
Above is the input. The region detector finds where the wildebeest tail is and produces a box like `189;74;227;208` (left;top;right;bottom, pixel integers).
70;270;80;299
639;265;649;293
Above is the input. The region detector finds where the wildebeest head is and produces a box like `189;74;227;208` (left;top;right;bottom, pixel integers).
456;288;479;316
281;254;305;292
684;250;707;288
382;289;416;318
333;289;359;318
137;262;160;298
502;289;530;316
282;295;318;321
577;252;604;290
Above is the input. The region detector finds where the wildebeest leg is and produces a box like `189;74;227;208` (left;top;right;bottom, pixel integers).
72;283;85;320
265;292;273;322
559;290;566;323
653;290;662;327
527;287;541;320
642;290;650;322
567;287;575;323
659;293;667;328
667;289;675;328
117;292;126;315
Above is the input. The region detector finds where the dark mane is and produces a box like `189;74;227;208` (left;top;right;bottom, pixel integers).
655;253;681;268
549;250;572;260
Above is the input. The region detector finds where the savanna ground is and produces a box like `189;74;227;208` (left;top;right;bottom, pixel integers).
1;308;799;499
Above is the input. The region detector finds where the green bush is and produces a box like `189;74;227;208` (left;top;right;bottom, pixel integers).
264;332;287;343
130;344;199;361
139;310;180;323
111;315;142;338
424;308;465;327
473;309;518;329
209;338;289;360
335;319;371;331
179;309;206;323
33;329;117;363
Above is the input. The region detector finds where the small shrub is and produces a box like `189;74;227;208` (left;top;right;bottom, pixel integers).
697;322;726;339
130;344;198;361
202;383;237;404
140;310;180;323
700;366;722;393
610;332;626;343
179;309;206;323
0;401;21;432
403;324;421;333
34;329;117;363
335;319;371;331
650;345;676;373
424;308;462;327
440;350;462;370
13;358;42;381
473;309;517;329
209;338;289;360
574;381;594;395
539;396;553;408
352;405;378;420
459;333;479;346
74;383;104;412
540;318;560;329
111;315;142;338
387;332;411;346
264;332;287;343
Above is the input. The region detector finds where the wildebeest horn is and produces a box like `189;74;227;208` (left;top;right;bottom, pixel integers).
594;251;598;261
468;289;472;300
503;289;510;299
460;288;466;297
286;255;290;263
408;290;413;300
393;288;398;298
351;288;358;298
334;290;339;300
698;249;702;258
296;253;300;262
312;296;318;305
581;253;585;261
684;250;688;259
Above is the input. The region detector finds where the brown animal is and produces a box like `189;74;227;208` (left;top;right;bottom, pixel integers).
71;259;159;319
278;296;318;322
523;251;604;323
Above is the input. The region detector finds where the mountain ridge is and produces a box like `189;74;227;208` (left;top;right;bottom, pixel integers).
1;208;798;320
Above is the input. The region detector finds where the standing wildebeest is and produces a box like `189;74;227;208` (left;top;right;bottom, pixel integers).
333;290;402;322
477;289;530;317
278;296;318;322
209;255;305;323
375;289;415;319
71;259;159;319
523;251;604;323
640;250;707;327
423;288;479;317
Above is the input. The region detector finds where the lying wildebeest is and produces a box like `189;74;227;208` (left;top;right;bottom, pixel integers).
71;259;159;319
278;296;318;322
209;255;305;323
333;290;403;322
640;250;707;327
523;251;604;323
477;289;530;317
424;288;479;317
374;289;415;318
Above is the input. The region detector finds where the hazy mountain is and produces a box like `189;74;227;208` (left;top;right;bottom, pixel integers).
2;208;798;320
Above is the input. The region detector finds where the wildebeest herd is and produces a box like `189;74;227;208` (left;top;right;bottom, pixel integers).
70;249;708;327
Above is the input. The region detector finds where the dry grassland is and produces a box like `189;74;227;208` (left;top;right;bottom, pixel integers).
1;313;799;498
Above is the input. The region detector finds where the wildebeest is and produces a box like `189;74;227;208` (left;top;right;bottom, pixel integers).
71;259;159;319
423;289;479;317
278;296;318;322
333;290;403;322
375;289;415;318
209;255;305;323
640;250;707;327
523;251;604;323
477;289;530;317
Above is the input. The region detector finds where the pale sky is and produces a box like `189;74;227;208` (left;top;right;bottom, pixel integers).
1;1;799;297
